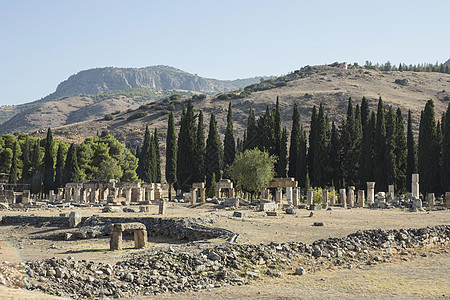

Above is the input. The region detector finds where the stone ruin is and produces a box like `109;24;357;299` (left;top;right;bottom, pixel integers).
215;179;235;199
110;222;147;251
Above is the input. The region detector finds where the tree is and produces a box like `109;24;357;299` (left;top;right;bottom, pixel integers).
394;108;407;194
177;100;197;191
406;110;417;192
205;113;222;194
228;149;276;199
313;103;331;187
137;125;152;182
278;127;288;178
441;104;450;192
223;102;236;172
385;106;396;188
21;137;32;185
308;106;318;186
244;107;258;151
374;98;387;191
8;141;18;185
288;103;301;180
273;97;282;176
258;106;274;154
42;128;55;194
418;100;441;194
166;111;177;201
55;144;65;189
193;110;206;182
330;121;342;188
63;143;80;184
152;128;161;183
31;140;42;194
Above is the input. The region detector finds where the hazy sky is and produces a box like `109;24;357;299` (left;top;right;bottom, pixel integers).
1;0;449;106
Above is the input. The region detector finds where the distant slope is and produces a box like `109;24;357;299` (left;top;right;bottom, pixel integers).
445;58;450;66
0;65;263;126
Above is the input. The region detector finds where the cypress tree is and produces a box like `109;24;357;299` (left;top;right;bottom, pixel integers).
360;97;370;132
244;107;257;151
55;144;65;189
273;97;282;176
385;106;396;188
288;103;301;181
63;143;80;184
418;100;440;194
31;140;42;194
313;103;330;187
205;113;222;193
258;106;274;154
340;98;360;186
42;128;55;194
194;110;206;182
166;111;177;200
297;124;308;189
374;97;387;191
330;121;342;188
8;141;18;185
138;125;152;182
441;104;450;192
21;137;31;185
153;128;161;183
177;100;197;191
406;110;417;192
223;102;236;171
308;106;318;186
394;108;407;194
436;121;443;194
278;127;288;178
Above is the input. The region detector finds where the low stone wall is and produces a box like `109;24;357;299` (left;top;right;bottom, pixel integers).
0;215;237;242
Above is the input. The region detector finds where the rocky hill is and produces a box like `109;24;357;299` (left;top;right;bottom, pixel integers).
445;58;450;65
0;65;263;127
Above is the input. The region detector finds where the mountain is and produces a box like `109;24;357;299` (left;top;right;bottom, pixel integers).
0;65;264;126
445;58;450;66
22;63;449;147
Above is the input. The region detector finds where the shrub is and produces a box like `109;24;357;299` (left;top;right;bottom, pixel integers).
127;111;148;121
170;94;182;101
104;114;114;121
112;110;121;115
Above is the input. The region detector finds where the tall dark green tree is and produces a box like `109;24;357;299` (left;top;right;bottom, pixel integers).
42;128;55;194
63;143;80;185
21;137;32;185
329;121;342;188
166;111;177;200
273;97;283;176
297;123;308;189
193;110;206;182
385;106;396;188
223;102;236;172
244;107;258;151
308;106;318;186
278;127;288;178
205;113;222;194
394;108;407;194
374;97;387;191
258;106;274;154
31;140;42;194
55;144;65;189
418;100;441;194
8;141;18;185
340;98;361;186
152;128;161;183
288;103;301;181
406;110;417;192
313;103;331;187
177;100;197;191
138;125;152;182
441;104;450;192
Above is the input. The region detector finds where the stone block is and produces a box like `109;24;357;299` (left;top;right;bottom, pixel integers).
139;205;150;212
158;201;167;215
285;208;297;215
259;202;278;212
446;192;450;208
102;206;121;213
224;198;240;208
68;211;82;228
266;211;278;216
233;211;245;217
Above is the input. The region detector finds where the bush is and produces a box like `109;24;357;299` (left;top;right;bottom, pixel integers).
127;111;148;121
112;110;121;115
104;114;113;121
170;94;182;101
139;104;151;109
192;94;207;100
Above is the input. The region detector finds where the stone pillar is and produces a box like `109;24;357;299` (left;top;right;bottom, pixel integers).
81;189;88;203
347;186;355;208
286;187;293;204
22;190;31;204
412;174;419;199
329;186;336;205
200;188;206;203
134;229;147;249
146;187;154;202
110;231;123;251
367;182;375;205
446;192;450;208
357;190;365;207
307;190;314;206
275;188;283;203
292;188;299;206
74;188;81;202
49;190;55;202
190;189;196;204
158;200;166;215
229;188;235;198
427;193;435;208
263;189;270;200
125;188;132;204
93;189;100;203
339;189;347;208
215;188;221;198
69;211;82;228
322;190;329;209
65;187;72;202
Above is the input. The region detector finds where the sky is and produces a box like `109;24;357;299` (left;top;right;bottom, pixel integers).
0;0;449;106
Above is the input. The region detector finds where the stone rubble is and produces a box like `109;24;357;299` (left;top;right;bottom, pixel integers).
21;225;449;299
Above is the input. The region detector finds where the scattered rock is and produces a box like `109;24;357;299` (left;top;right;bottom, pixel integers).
295;266;306;275
313;222;324;226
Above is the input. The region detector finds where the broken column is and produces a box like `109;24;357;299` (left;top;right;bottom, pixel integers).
190;189;196;204
411;174;419;199
125;188;132;204
286;187;293;204
347;186;355;208
292;188;299;206
367;182;375;205
200;188;206;203
357;190;365;207
322;189;329;209
158;200;167;215
274;188;282;203
388;185;395;201
427;193;435;208
68;211;82;228
339;189;347;208
329;186;336;205
307;190;314;206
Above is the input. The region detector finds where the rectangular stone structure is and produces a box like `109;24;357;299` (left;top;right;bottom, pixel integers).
275;188;283;203
307;191;314;206
69;211;82;228
110;222;147;251
286;187;293;203
411;174;419;199
357;190;365;207
159;200;167;215
367;182;375;205
259;202;278;212
347;186;355;208
339;189;347;208
329;186;335;205
322;190;329;209
446;192;450;208
427;193;435;208
292;188;299;206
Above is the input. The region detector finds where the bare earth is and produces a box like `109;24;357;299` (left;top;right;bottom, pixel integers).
0;204;448;299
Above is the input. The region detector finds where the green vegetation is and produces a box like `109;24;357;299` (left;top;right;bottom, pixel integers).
127;111;148;121
165;111;177;201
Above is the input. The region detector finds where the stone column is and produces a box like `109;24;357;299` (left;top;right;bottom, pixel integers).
190;189;196;204
427;193;435;208
215;188;221;198
347;186;355;208
307;190;314;206
49;190;54;202
367;182;375;205
110;231;123;251
322;189;329;209
292;188;299;206
286;187;293;204
81;189;88;203
229;188;235;198
339;189;347;208
446;192;450;208
357;190;365;207
275;188;283;203
134;229;147;249
412;174;419;199
125;188;132;204
200;188;206;203
65;187;72;202
147;188;154;202
263;189;270;200
329;186;336;205
94;189;100;203
136;187;143;202
74;187;81;202
158;200;167;215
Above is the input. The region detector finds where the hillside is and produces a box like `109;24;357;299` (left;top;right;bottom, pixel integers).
0;65;263;126
29;63;449;147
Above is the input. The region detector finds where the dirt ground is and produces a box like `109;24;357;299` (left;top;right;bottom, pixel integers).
0;204;448;299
